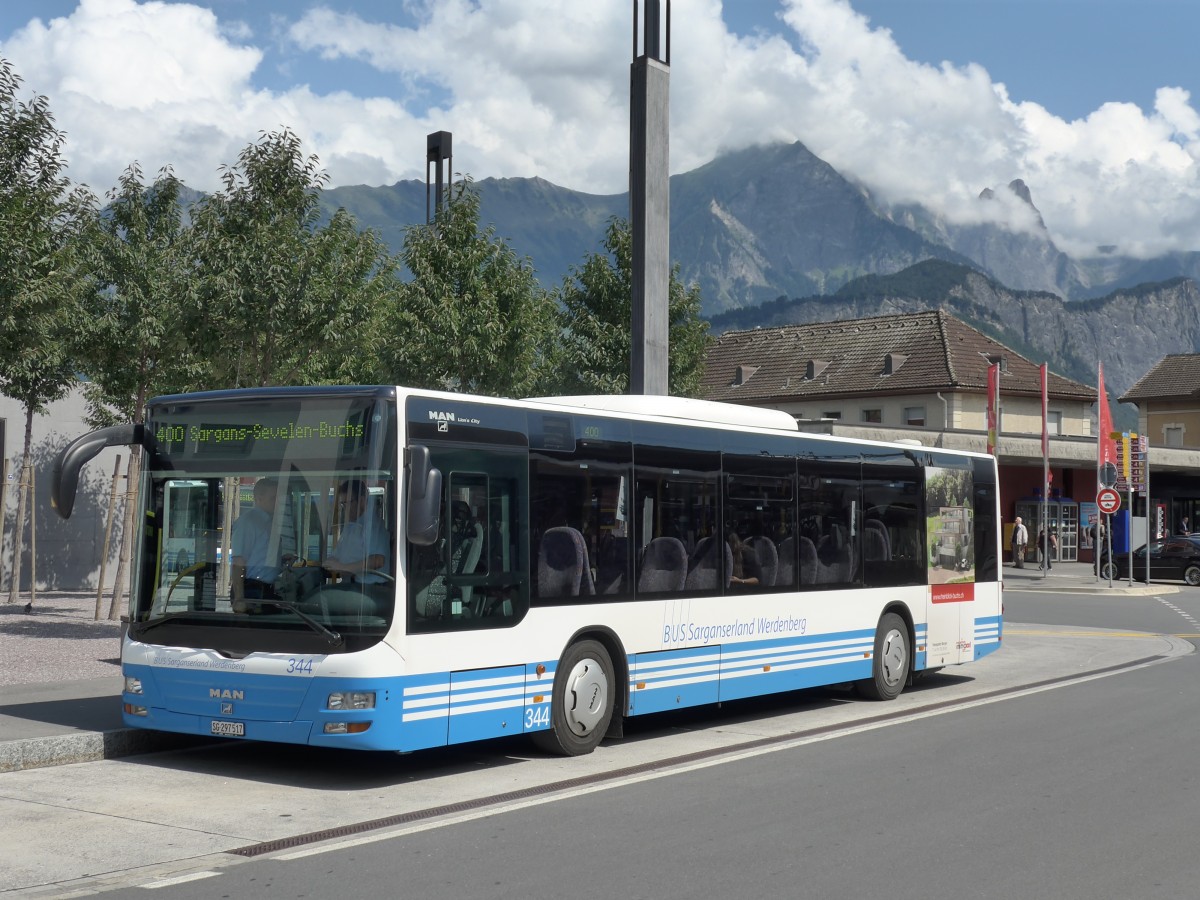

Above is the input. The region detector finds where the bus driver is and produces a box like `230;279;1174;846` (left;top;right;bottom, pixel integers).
323;479;390;585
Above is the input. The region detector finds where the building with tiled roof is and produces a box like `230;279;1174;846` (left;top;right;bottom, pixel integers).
704;310;1094;437
1120;354;1200;450
702;309;1167;565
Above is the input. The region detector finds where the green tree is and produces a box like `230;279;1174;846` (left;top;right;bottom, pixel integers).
550;217;711;397
81;164;196;617
0;58;97;602
374;178;557;397
85;164;196;422
187;129;394;389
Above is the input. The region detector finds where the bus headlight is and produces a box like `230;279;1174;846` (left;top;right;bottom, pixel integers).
124;676;144;695
327;691;375;710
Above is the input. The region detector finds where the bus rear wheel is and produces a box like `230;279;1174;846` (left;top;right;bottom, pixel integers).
532;639;614;756
857;613;910;701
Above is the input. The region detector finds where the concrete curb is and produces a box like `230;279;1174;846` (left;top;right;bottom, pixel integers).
0;728;213;774
1006;581;1178;595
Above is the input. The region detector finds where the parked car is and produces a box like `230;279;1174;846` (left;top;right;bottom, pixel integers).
1103;536;1200;585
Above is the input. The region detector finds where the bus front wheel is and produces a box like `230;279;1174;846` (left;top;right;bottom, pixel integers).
532;639;614;756
857;613;910;701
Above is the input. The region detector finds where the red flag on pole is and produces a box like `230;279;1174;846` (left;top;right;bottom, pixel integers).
986;363;999;454
1040;363;1049;459
1097;362;1117;480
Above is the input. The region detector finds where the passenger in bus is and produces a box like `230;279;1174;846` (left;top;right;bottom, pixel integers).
231;477;280;612
726;531;759;586
323;479;390;584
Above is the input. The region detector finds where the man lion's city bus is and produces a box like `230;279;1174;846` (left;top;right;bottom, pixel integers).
51;386;1001;756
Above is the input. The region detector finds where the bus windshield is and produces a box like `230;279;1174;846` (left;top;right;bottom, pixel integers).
132;390;397;654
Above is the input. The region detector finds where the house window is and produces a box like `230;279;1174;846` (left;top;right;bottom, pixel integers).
903;406;925;427
822;411;842;421
1165;426;1184;448
1047;411;1062;436
861;408;882;424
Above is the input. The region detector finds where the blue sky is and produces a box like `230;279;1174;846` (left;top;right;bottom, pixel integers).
2;0;1199;259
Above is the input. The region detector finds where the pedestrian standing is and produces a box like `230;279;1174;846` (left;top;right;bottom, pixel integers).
1038;527;1055;570
1011;516;1028;568
1093;521;1109;576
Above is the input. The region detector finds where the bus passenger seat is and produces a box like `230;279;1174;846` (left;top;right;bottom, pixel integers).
776;536;795;587
745;536;778;587
637;537;688;593
798;536;819;585
864;519;891;562
537;527;595;597
684;536;729;590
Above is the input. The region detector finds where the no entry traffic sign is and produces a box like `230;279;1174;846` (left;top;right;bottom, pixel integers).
1097;487;1122;515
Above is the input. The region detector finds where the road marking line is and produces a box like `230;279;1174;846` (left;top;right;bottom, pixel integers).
143;871;221;888
1154;596;1200;631
272;649;1185;862
1007;629;1167;638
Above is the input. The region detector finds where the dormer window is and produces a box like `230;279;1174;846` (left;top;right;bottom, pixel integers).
733;365;759;386
882;352;907;376
806;359;829;379
984;353;1009;372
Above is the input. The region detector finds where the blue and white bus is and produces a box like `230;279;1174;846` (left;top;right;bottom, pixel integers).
52;387;1001;756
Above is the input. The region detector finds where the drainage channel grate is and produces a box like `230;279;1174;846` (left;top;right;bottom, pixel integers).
228;653;1165;858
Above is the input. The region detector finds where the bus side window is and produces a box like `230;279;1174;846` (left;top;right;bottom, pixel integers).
723;466;795;594
798;466;861;588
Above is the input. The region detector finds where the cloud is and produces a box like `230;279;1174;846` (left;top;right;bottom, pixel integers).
3;0;1200;260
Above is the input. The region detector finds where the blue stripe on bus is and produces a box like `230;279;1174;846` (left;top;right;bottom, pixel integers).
125;614;988;751
628;629;882;711
973;615;1002;660
628;645;722;714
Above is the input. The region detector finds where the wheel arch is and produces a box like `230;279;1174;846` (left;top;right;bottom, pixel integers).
880;601;916;679
880;600;915;639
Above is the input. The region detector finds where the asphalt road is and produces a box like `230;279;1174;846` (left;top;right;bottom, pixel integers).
1005;580;1200;644
4;589;1194;899
185;657;1200;900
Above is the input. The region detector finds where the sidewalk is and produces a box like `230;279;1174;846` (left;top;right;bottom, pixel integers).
0;592;206;773
1002;559;1177;595
0;569;1178;773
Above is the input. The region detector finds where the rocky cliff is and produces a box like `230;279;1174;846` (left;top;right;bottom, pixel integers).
710;260;1200;401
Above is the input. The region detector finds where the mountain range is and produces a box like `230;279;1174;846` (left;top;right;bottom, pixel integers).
319;140;1200;407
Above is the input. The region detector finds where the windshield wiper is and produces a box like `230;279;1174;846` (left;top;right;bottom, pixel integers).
131;602;343;647
132;613;191;637
257;600;344;647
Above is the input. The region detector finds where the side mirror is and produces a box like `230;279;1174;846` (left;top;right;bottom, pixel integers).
51;424;149;519
406;444;442;546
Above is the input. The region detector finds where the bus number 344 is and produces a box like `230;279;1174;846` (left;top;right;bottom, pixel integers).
524;706;550;729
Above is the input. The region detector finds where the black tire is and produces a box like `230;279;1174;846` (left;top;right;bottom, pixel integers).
1185;566;1200;587
1099;562;1116;581
531;639;615;756
857;613;910;701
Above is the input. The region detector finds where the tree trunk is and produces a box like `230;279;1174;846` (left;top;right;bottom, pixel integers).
94;454;122;620
7;407;34;606
107;448;140;620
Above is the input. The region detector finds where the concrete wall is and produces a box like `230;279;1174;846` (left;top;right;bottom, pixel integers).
0;385;126;592
1141;400;1200;449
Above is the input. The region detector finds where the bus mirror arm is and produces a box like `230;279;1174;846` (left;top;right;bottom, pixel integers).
406;444;443;546
51;424;152;519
